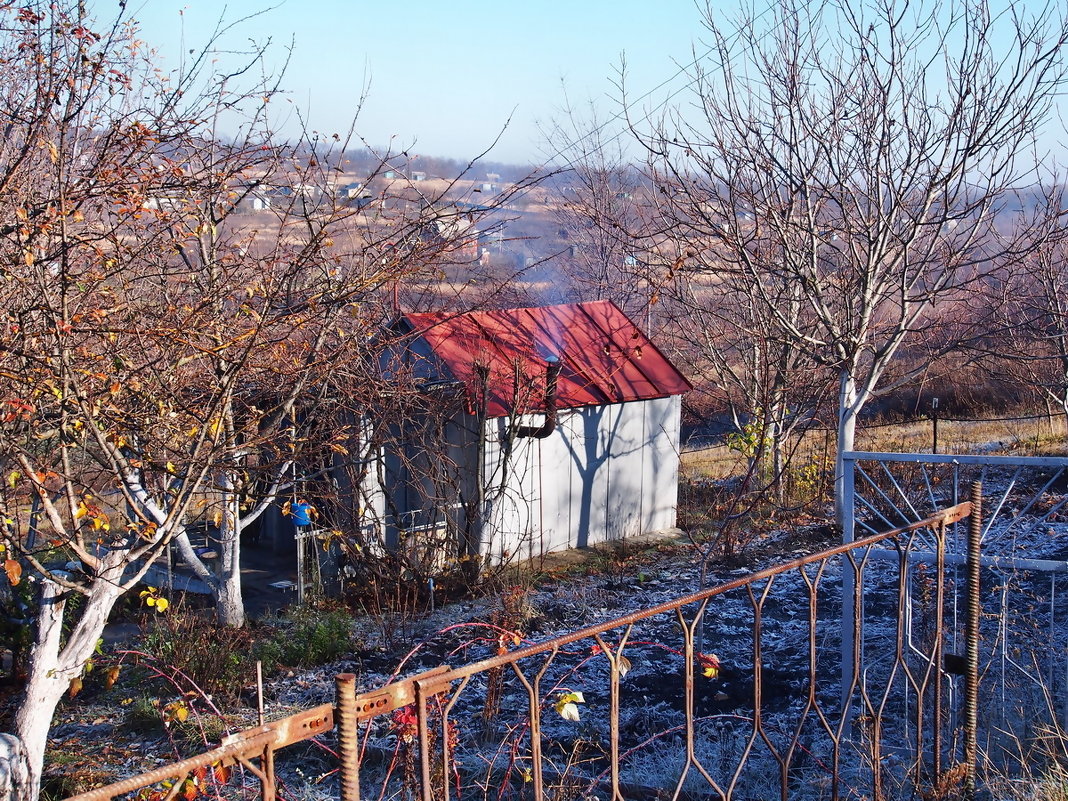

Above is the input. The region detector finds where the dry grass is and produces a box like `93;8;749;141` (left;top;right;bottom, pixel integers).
680;412;1068;483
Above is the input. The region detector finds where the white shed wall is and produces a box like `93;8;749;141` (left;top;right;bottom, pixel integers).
481;395;681;561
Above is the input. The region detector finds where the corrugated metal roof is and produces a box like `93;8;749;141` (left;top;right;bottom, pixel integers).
401;300;692;418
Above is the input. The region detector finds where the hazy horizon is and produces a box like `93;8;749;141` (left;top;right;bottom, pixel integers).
120;0;712;166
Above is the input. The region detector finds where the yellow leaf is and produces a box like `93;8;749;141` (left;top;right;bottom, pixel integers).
165;462;176;474
174;704;188;722
7;471;19;488
700;653;721;679
154;597;169;613
554;692;584;722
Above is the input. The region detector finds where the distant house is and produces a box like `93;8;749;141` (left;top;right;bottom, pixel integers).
142;195;186;212
411;171;427;182
365;301;691;563
234;182;273;212
339;182;364;198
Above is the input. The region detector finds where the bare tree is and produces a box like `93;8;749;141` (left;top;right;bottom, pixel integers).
0;3;530;794
0;3;288;791
544;99;649;313
980;185;1068;430
637;0;1068;528
663;267;834;500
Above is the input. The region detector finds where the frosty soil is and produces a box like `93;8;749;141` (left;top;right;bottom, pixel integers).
45;477;1068;800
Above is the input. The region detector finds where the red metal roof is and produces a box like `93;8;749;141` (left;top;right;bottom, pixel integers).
401;301;691;418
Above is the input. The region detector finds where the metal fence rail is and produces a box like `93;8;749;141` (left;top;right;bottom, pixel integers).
67;502;987;801
843;452;1068;791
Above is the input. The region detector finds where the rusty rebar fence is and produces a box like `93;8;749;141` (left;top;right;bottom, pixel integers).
67;501;991;801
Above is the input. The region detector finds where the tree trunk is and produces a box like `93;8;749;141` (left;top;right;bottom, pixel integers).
216;488;245;627
0;735;30;801
834;371;861;533
8;574;123;801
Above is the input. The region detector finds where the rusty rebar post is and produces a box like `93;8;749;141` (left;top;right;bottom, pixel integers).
963;482;982;800
336;673;360;801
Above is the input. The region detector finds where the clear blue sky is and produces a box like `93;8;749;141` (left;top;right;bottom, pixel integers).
120;1;712;165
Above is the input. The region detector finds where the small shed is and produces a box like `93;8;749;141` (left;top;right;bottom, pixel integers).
367;300;691;563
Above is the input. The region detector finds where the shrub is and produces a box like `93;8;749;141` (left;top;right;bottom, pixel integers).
254;605;354;671
137;610;255;698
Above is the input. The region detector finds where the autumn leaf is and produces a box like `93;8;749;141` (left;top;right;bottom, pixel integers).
68;676;83;698
162;700;189;725
699;653;721;679
617;654;632;678
4;559;21;586
140;586;169;613
554;691;585;722
104;665;121;689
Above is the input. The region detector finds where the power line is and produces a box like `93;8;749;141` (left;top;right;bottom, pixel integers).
537;4;779;171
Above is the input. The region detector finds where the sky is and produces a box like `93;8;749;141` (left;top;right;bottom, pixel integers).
120;1;713;166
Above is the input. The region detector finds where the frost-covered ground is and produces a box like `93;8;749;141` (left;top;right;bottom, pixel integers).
43;458;1068;800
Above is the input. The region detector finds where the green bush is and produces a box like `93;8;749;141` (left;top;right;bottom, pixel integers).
254;606;354;671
